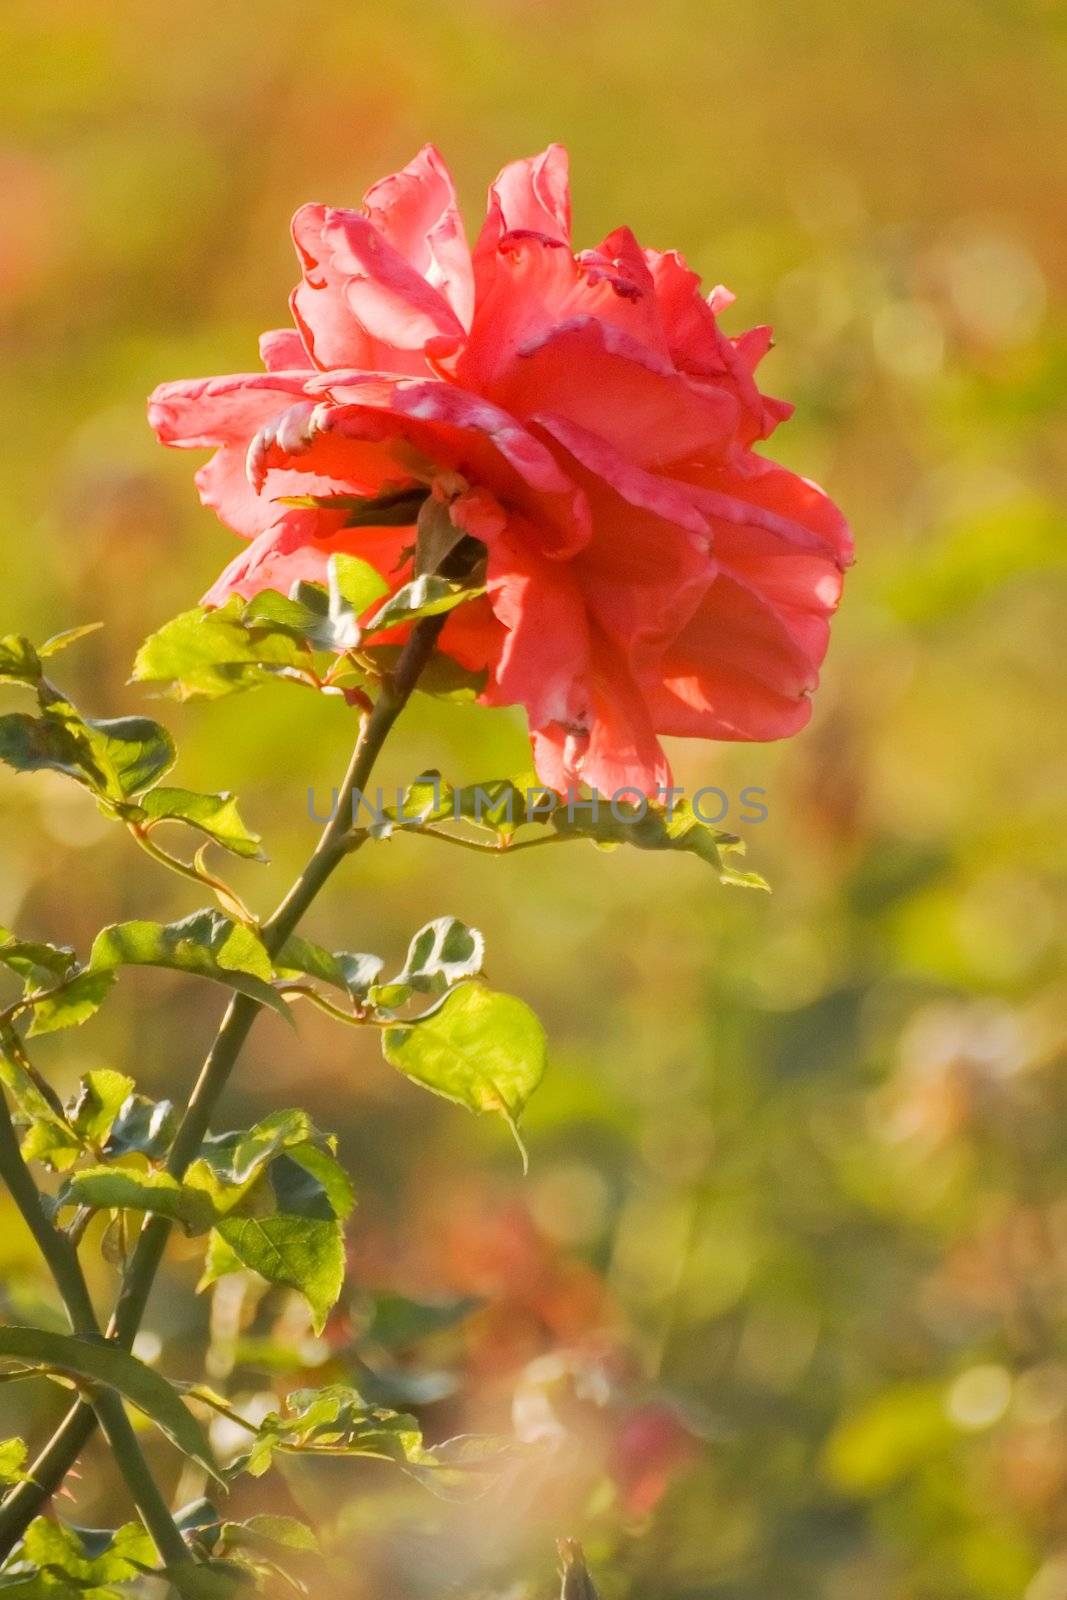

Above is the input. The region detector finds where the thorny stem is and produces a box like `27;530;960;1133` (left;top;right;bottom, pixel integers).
0;1089;192;1574
0;613;447;1558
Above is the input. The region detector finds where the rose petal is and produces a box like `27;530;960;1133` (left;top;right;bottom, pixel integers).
363;144;475;331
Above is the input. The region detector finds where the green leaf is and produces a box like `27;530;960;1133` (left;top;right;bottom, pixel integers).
404;1433;534;1502
329;552;391;613
364;1292;481;1349
210;1163;345;1335
26;971;116;1037
0;931;78;986
285;1142;355;1222
67;1071;135;1146
398;917;485;995
0;713;97;786
363;574;482;636
219;1515;320;1556
0;1328;220;1481
276;486;427;528
0;1438;28;1487
0;637;42;687
275;936;382;1000
59;1167;216;1235
192;1115;354;1331
90;912;289;1020
79;715;176;798
551;797;770;890
232;1385;421;1478
365;646;485;702
9;1517;157;1595
132;600;309;701
38;623;104;658
104;1094;176;1158
0;1041;66;1127
136;788;264;860
18;1119;82;1173
383;983;546;1154
0;702;174;803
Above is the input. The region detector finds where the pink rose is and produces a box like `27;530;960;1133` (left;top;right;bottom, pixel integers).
149;145;852;794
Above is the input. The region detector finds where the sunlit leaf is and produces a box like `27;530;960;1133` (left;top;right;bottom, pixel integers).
59;1167;216;1235
363;574;482;636
274;936;382;1000
0;1328;220;1480
135;788;265;860
90;912;289;1019
0;931;78;986
132;600;309;701
382;983;546;1157
0;1438;29;1487
26;970;116;1037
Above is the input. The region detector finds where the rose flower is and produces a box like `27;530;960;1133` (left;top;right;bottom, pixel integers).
149;145;852;794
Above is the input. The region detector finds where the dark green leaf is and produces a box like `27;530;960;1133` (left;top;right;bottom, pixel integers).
0;714;97;785
275;937;382;1000
364;1293;482;1349
80;715;176;797
104;1094;176;1158
0;637;42;687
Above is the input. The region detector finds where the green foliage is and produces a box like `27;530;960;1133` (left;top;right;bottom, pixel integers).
0;1329;219;1480
131;598;311;701
383;983;546;1159
193;1112;353;1331
362;574;483;636
90;913;289;1019
274;936;383;1000
0;1441;29;1489
0;932;78;987
130;557;479;705
17;1070;134;1173
382;771;769;887
229;1385;422;1477
25;973;116;1039
60;1168;216;1234
133;788;264;860
0;1517;155;1598
397;917;485;996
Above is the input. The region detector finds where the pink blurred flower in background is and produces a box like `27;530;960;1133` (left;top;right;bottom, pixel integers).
149;145;852;793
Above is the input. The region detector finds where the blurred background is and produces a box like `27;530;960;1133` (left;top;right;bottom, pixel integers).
1;0;1065;1595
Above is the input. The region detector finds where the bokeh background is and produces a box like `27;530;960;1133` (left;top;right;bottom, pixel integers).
2;1;1066;1595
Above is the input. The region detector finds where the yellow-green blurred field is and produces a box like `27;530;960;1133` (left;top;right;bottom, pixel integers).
1;1;1065;1596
